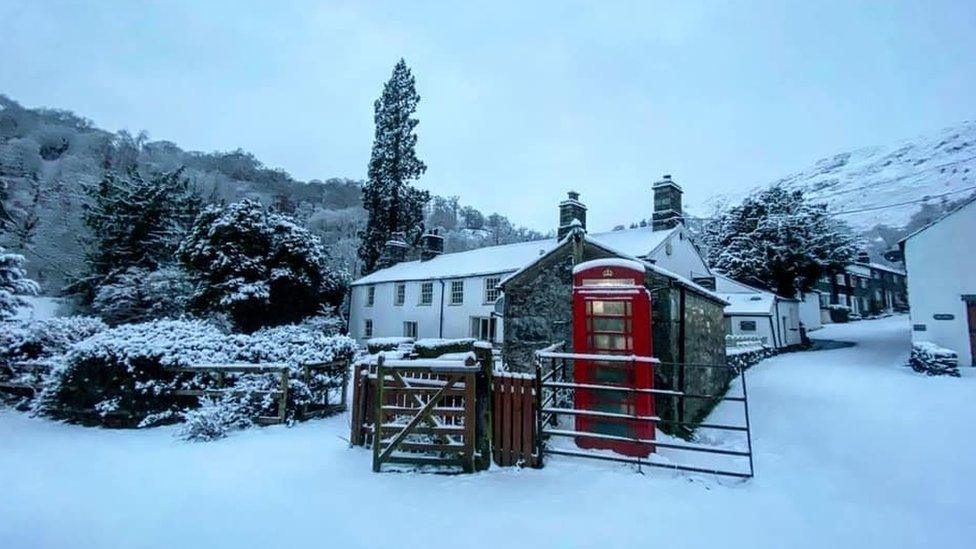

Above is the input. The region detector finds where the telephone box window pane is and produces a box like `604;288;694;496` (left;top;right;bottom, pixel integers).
589;317;629;333
590;334;632;351
588;300;629;316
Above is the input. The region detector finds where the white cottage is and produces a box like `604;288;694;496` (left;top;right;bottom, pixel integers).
348;176;714;345
715;274;802;349
900;195;976;367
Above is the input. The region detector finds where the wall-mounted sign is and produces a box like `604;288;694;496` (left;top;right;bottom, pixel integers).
933;314;955;321
913;324;927;331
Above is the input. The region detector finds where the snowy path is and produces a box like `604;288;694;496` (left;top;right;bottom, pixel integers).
2;316;974;548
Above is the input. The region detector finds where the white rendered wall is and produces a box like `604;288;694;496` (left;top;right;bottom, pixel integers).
652;230;711;280
799;292;823;331
904;202;975;367
727;314;776;347
349;274;505;345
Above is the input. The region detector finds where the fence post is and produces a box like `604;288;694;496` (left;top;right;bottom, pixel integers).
278;368;289;424
372;355;385;472
534;363;544;468
473;343;493;472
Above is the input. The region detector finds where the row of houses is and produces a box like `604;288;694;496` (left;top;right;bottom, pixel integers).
811;254;908;322
348;176;829;372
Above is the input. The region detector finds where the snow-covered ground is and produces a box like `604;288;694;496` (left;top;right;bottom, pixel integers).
2;315;973;548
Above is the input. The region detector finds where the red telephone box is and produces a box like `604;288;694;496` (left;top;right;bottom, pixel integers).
571;258;655;457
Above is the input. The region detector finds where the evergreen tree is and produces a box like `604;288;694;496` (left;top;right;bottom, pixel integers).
0;246;39;320
701;186;858;297
82;167;200;294
178;199;349;332
358;59;431;273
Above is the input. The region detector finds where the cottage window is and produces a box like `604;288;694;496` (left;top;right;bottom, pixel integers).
471;316;497;341
403;321;418;339
450;280;464;305
366;286;375;307
739;320;757;332
420;282;433;305
819;294;829;308
394;283;405;306
364;319;373;338
835;274;846;286
484;277;501;304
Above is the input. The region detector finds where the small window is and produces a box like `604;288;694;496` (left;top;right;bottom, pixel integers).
470;316;497;341
739;320;757;332
450;280;464;305
484;277;500;304
366;286;375;307
403;321;418;339
394;283;405;306
419;282;433;305
364;319;373;338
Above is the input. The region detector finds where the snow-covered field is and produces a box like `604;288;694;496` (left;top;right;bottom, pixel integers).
2;315;973;548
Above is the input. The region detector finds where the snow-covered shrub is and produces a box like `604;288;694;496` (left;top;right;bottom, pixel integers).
366;336;414;353
91;266;194;324
908;342;959;377
413;338;476;358
0;316;107;363
177;199;349;333
32;320;239;426
0;246;40;320
31;318;357;434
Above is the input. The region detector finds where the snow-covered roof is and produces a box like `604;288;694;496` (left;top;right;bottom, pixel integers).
572;258;646;275
721;293;775;316
854;261;906;276
352;226;678;286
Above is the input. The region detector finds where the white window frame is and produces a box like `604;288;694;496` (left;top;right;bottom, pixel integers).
470;316;497;342
483;277;501;304
403;321;418;339
366;285;375;307
364;319;373;338
419;281;433;305
394;283;405;306
449;280;464;305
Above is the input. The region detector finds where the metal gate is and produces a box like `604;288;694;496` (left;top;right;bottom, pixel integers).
534;347;755;479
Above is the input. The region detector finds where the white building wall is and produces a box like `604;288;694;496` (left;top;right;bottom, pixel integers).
726;314;776;348
904;201;976;367
652;230;711;280
799;292;823;332
349;273;506;345
775;300;802;347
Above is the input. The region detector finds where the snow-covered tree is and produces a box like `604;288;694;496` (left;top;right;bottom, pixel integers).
701;186;858;297
91;266;194;324
0;246;39;320
178;199;348;332
358;59;431;274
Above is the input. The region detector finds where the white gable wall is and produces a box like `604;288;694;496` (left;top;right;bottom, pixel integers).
903;200;976;367
648;230;711;280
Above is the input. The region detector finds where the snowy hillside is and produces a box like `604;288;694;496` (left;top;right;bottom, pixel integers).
703;121;976;232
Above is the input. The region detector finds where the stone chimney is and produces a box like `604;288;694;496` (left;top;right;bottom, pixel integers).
856;250;871;264
652;174;683;231
420;228;444;261
377;231;409;269
557;191;587;240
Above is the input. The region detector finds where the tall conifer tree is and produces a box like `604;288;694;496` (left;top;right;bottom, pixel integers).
358;59;431;274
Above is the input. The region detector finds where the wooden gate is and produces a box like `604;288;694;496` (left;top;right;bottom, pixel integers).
492;372;537;466
370;356;479;473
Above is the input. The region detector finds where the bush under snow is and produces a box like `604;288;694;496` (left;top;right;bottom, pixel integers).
29;319;358;437
908;341;960;377
0;316;107;363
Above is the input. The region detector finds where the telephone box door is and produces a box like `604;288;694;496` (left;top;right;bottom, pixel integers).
571;259;654;457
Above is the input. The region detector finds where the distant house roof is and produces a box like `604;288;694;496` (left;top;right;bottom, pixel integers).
899;193;976;246
721;293;775;316
351;225;679;286
852;261;906;276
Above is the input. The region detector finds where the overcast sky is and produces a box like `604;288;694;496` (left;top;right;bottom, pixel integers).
2;1;975;232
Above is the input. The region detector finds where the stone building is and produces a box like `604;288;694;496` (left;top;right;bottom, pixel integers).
812;252;907;322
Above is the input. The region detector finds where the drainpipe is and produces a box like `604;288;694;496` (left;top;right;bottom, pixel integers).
438;279;446;338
